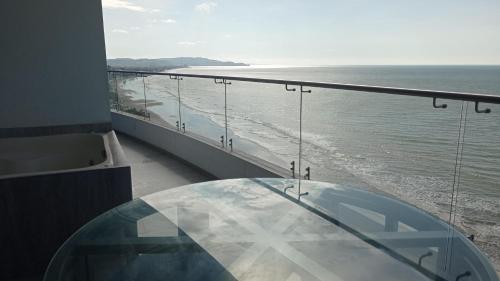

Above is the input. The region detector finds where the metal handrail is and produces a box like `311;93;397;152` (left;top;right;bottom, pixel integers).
108;70;500;105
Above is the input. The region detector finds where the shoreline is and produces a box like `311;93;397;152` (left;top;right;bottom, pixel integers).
114;76;500;275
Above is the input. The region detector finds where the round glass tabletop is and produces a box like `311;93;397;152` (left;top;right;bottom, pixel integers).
44;178;498;281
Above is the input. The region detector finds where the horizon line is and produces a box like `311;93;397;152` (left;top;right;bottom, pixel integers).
106;57;500;67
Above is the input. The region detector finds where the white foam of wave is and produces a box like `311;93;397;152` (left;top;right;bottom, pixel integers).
128;77;500;246
126;74;500;272
129;78;500;211
165;88;340;156
318;146;500;243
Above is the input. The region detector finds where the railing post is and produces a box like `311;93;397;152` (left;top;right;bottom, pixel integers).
170;75;183;130
114;73;120;111
442;102;469;274
178;77;182;128
142;75;148;120
215;79;231;148
298;87;303;198
285;85;298;182
298;85;311;200
224;79;228;147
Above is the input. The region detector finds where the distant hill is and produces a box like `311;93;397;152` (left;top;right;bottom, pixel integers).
107;57;248;71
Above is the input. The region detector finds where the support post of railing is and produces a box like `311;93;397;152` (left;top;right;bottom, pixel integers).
215;79;231;148
298;88;303;197
224;79;230;148
142;75;148;120
178;77;182;128
170;75;184;130
436;245;448;276
298;85;311;200
285;85;299;191
114;73;120;111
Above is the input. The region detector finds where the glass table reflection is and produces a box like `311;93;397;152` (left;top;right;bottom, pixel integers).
44;179;498;281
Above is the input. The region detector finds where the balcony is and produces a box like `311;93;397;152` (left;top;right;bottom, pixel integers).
93;68;500;280
4;0;497;280
116;132;213;197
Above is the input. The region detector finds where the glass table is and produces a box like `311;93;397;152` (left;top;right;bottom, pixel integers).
44;179;498;281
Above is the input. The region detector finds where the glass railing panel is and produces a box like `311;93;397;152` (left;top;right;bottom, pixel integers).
110;73;147;118
138;75;180;127
299;90;469;278
295;179;450;279
225;80;301;176
110;72;127;111
107;72;118;110
177;77;226;144
105;69;500;279
447;102;500;279
300;89;462;193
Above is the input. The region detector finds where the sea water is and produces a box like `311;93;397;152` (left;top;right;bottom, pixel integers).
118;65;500;269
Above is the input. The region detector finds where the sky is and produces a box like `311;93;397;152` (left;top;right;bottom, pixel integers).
102;0;500;65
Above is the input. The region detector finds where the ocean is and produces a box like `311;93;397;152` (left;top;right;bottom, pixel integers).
116;65;500;270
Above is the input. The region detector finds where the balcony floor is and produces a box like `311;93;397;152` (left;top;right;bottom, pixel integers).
116;133;215;198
